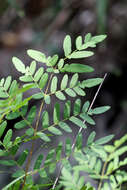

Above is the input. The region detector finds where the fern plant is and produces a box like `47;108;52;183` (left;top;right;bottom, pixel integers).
0;33;127;190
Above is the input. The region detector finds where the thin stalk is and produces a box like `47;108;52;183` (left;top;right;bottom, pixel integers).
97;160;108;190
21;73;53;189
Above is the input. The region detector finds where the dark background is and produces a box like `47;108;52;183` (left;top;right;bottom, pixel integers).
0;0;127;188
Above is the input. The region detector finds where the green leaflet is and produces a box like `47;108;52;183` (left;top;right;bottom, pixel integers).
44;95;51;104
64;100;71;119
63;35;72;57
4;76;12;91
50;76;57;93
61;74;68;90
87;131;96;145
12;169;25;178
114;134;127;148
69;51;94;59
32;92;44;99
94;159;102;174
73;86;86;96
104;145;115;153
69;116;87;129
3;129;12;147
12;57;26;74
65;88;76;97
39;73;48;89
80;41;96;49
17;149;29;166
59;122;72;133
95;135;114;145
34;154;43;170
73;99;81;115
81;78;103;88
0;160;16;166
84;33;92;43
48;54;58;67
82;101;90;113
48;127;62;135
91;35;107;43
14;120;27;129
55;91;66;100
58;59;64;69
37;132;51;142
62;64;94;73
65;138;72;156
34;67;44;82
80;113;95;125
70;73;78;88
0;121;7;138
27;49;46;63
25;128;34;136
27;106;37;123
61;167;72;181
0;78;4;86
9;80;18;95
75;133;83;150
29;61;36;75
56;142;62;161
19;75;33;82
42;111;49;129
46;68;54;72
89;106;110;115
76;36;82;50
53;103;60;124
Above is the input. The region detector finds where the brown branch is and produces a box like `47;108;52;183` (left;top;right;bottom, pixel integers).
21;73;53;189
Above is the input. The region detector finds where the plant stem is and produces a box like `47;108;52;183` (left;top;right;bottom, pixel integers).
21;73;53;189
97;161;108;190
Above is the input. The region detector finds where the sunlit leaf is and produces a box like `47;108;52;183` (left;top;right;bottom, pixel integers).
61;74;68;90
63;35;72;57
48;127;62;135
69;51;94;59
55;91;66;100
50;76;57;93
63;64;94;73
53;103;60;124
12;57;26;73
27;49;46;63
59;122;72;133
76;36;82;50
37;132;50;142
